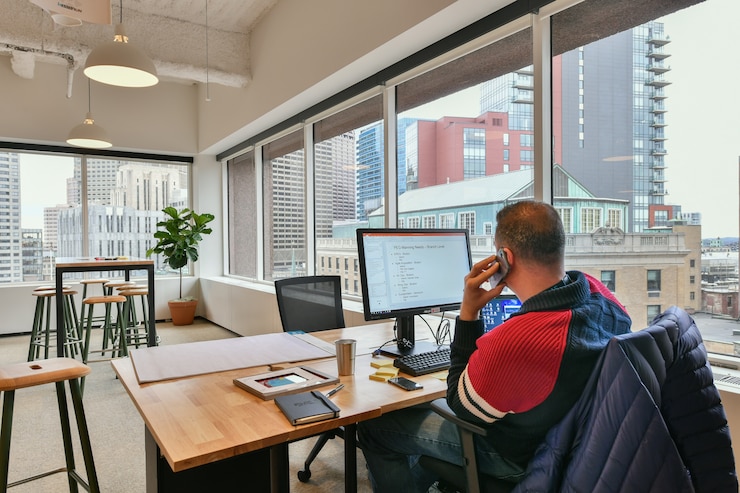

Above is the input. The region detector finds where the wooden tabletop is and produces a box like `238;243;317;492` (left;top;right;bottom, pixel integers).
55;257;154;269
111;323;447;473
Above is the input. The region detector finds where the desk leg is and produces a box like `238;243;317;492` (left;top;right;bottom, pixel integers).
270;442;290;493
144;427;159;493
147;266;156;346
344;423;357;493
55;270;64;357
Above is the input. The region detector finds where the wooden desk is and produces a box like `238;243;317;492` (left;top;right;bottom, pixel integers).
55;257;156;357
111;323;447;493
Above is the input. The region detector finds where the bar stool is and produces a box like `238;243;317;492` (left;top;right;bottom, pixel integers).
77;279;110;330
100;281;134;349
81;295;128;364
0;358;100;493
103;280;136;296
28;289;83;362
118;287;150;350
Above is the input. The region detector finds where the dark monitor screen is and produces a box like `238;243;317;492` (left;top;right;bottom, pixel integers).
481;294;522;333
356;228;472;354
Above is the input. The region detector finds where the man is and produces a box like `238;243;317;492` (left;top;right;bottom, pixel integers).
357;200;631;492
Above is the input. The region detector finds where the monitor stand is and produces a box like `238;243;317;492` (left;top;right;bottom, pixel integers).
379;315;446;357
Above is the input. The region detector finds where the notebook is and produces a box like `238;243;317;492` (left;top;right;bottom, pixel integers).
274;390;341;425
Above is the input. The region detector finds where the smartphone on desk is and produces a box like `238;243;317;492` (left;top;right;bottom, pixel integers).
388;377;423;391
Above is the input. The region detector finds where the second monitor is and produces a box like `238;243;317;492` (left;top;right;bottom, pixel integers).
356;228;472;355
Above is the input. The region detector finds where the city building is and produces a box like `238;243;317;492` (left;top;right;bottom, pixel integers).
405;112;534;189
0;152;21;283
370;165;629;234
21;228;43;282
481;21;672;233
355;118;416;220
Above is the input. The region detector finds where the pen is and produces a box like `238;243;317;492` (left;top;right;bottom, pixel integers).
325;384;344;398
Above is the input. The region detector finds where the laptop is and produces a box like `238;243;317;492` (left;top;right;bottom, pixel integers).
481;294;522;333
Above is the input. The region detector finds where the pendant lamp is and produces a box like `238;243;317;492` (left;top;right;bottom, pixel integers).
83;1;158;88
67;81;112;149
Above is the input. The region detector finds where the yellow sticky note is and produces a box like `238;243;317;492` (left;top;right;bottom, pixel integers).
370;358;395;368
369;373;391;382
375;367;399;377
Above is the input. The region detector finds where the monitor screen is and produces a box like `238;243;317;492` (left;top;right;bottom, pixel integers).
481;294;522;333
356;228;472;354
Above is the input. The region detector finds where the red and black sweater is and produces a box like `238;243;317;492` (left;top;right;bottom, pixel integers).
447;271;631;467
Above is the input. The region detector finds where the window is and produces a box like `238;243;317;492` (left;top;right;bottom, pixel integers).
557;207;573;233
580;208;602;232
439;214;454;228
647;270;661;291
422;215;436;228
263;131;305;281
7;151;190;284
607;209;623;229
463;128;486;179
222;0;733;357
601;270;616;291
647;305;662;325
458;212;476;235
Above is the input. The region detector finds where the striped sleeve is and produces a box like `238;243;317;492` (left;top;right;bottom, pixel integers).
458;310;571;423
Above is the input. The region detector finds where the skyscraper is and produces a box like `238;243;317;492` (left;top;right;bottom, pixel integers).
0;152;22;283
481;21;671;232
355;118;416;221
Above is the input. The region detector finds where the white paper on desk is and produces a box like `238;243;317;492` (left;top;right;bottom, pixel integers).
129;332;333;384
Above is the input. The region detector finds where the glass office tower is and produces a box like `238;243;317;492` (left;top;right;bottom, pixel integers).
481;21;670;232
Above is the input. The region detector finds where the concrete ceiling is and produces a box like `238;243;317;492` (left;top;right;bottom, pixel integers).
1;0;278;95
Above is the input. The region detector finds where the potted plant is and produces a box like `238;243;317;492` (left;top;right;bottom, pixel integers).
147;207;215;325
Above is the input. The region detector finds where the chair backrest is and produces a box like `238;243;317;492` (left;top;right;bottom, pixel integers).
274;275;345;333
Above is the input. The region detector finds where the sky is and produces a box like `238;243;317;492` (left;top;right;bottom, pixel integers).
19;0;739;238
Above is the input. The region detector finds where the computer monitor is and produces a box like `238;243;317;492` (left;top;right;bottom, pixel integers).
356;228;472;355
481;294;522;333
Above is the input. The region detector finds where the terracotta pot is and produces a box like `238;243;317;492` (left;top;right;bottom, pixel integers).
168;299;198;326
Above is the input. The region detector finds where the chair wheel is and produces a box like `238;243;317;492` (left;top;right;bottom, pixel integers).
297;469;311;482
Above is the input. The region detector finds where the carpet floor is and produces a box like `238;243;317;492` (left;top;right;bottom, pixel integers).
0;318;372;492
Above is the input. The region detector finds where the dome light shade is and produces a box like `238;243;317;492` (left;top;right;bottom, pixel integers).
67;112;112;149
84;23;158;88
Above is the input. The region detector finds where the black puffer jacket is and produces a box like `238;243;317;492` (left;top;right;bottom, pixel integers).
513;306;737;493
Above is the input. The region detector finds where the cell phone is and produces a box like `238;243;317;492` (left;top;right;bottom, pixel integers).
388;376;423;391
489;248;510;287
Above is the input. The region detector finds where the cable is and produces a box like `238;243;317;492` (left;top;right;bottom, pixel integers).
373;338;397;356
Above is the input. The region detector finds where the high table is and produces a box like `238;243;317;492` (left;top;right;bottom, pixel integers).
55;257;157;357
111;323;448;493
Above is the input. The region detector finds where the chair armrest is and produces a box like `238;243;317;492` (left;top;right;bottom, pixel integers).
430;398;489;437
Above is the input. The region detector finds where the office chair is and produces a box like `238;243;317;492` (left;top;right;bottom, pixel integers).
274;275;346;482
420;306;737;493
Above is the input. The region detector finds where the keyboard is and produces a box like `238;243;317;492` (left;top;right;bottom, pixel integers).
393;347;451;376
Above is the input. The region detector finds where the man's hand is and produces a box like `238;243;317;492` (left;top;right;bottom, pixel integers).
459;254;506;321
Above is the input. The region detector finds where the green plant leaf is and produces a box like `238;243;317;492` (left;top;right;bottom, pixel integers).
146;207;215;299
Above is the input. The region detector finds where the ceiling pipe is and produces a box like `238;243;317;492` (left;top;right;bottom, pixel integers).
2;42;77;97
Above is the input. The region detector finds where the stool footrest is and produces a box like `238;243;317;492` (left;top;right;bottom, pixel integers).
7;466;68;488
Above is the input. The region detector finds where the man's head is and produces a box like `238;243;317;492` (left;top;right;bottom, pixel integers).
494;201;565;297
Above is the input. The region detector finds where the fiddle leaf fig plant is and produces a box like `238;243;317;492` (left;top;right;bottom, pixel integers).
146;207;215;300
